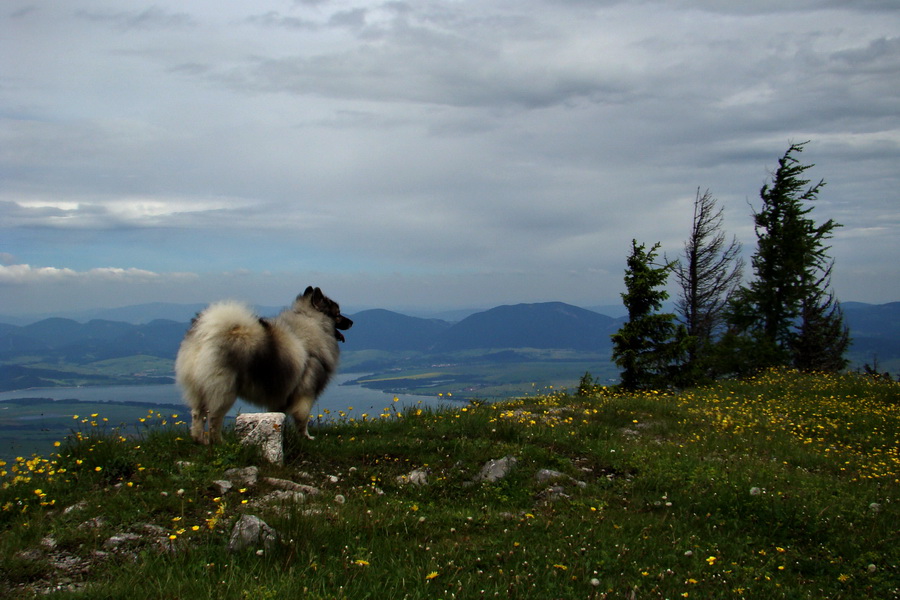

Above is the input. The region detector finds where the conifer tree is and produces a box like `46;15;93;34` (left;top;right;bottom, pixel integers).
727;142;849;372
611;240;686;390
791;267;850;372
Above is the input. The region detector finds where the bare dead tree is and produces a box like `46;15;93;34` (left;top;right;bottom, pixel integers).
672;189;744;368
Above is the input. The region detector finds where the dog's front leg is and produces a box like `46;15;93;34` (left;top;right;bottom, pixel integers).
190;407;209;445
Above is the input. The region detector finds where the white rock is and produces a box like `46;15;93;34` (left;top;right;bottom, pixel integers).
475;456;518;483
397;469;429;486
63;501;88;515
212;480;233;495
103;533;142;550
228;515;277;552
224;466;259;487
263;477;303;492
234;413;286;465
535;469;566;482
261;490;306;504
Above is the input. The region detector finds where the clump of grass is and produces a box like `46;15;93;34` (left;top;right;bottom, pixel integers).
1;369;898;598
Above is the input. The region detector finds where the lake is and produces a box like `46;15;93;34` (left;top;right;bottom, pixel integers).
0;374;461;459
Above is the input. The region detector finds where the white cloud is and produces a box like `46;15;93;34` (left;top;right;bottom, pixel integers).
0;264;194;285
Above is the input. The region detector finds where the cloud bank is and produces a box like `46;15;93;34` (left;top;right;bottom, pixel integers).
2;1;898;315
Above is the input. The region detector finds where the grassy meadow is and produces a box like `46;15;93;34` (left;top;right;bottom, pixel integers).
1;369;898;599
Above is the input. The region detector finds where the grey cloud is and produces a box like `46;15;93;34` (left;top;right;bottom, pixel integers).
244;11;317;30
9;6;38;19
2;0;898;313
220;44;634;110
329;8;368;29
74;6;197;30
829;36;900;72
0;200;124;229
662;0;900;15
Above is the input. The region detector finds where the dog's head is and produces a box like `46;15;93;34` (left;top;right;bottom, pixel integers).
299;286;353;342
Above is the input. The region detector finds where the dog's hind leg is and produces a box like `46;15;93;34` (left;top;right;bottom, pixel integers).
288;394;317;440
185;388;210;444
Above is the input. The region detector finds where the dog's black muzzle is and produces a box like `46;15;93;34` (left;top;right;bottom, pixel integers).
335;315;353;342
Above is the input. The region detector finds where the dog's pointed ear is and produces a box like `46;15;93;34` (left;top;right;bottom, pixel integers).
303;286;315;297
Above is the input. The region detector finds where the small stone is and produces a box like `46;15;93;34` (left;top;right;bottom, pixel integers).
535;469;566;482
212;480;233;495
228;515;277;552
224;466;259;487
78;516;106;530
263;477;304;492
103;533;142;550
475;456;517;483
259;490;306;505
538;485;570;503
64;501;88;515
15;549;43;562
397;469;429;486
137;523;168;536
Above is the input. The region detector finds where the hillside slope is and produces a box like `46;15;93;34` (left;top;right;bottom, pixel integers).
434;302;619;351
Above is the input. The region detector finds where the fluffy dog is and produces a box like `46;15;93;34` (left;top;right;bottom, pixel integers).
175;287;352;444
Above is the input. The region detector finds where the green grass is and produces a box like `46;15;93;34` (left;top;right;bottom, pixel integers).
0;401;187;461
1;370;898;598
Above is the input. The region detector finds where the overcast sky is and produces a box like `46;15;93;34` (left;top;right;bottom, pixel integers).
2;1;898;317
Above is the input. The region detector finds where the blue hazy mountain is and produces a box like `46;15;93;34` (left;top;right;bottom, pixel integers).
1;301;898;391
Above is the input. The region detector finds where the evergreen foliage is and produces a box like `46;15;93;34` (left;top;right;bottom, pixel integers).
791;284;851;372
726;142;849;373
611;240;686;390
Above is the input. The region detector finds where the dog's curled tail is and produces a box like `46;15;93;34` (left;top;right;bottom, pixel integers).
189;301;264;359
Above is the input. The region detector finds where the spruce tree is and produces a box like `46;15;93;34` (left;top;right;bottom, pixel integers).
791;268;850;372
611;240;686;390
728;142;849;372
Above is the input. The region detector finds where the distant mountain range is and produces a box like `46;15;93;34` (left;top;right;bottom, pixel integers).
0;301;897;391
0;318;188;363
0;301;621;361
0;301;629;327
